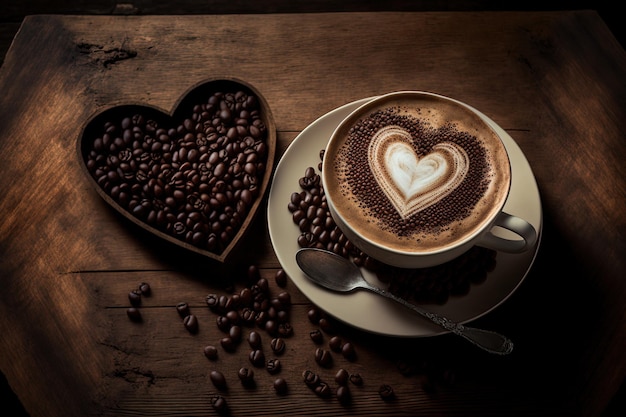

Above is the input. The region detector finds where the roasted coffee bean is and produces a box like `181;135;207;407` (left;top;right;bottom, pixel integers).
275;269;287;287
342;342;357;361
328;336;342;352
314;382;332;398
336;385;351;404
256;277;269;293
239;288;252;305
229;325;242;342
349;373;363;386
309;329;323;344
138;282;151;295
216;315;230;332
220;337;236;352
238;367;255;386
378;384;395;401
247;331;262;350
267;359;281;374
183;314;198;333
210;370;227;390
302;370;320;388
128;290;142;306
307;307;321;324
176;302;190;318
335;368;349;385
319;317;334;334
264;319;278;336
205;293;219;311
314;348;333;368
247;264;261;283
273;377;288;395
270;338;286;355
277;322;293;337
210;394;228;415
126;307;141;322
276;291;291;308
204;345;218;360
249;349;265;367
225;310;239;325
240;307;255;325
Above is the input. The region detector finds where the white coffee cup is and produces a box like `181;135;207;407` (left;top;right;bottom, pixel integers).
322;91;537;268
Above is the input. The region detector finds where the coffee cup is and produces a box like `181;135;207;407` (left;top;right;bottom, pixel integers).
322;91;537;269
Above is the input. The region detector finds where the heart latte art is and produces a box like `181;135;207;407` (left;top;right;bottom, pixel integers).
368;126;469;219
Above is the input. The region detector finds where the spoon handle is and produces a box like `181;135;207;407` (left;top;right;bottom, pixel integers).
367;286;513;355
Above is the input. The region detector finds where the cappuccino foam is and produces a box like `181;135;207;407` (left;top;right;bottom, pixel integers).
325;95;510;254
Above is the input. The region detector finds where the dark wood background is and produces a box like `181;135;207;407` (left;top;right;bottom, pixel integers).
1;0;624;69
1;2;624;416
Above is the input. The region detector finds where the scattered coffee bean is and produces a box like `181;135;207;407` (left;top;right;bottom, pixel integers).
220;337;236;352
335;368;349;385
229;325;242;342
238;367;255;387
341;342;357;361
176;302;190;318
349;373;363;386
336;385;351;404
302;370;320;388
138;282;151;295
378;384;395;401
314;382;332;398
247;264;261;283
210;394;228;414
276;291;291;307
307;307;321;324
309;329;324;344
328;336;342;352
277;322;293;337
267;359;281;374
128;290;142;306
210;370;227;390
126;307;141;322
273;377;288;395
318;317;334;333
205;293;219;311
249;349;265;367
270;338;285;355
264;319;278;335
314;348;333;368
204;345;218;360
275;269;287;287
183;314;198;333
247;331;262;349
216;315;230;332
225;310;239;325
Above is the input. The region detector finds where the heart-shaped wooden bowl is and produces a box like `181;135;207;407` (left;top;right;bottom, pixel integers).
77;78;276;262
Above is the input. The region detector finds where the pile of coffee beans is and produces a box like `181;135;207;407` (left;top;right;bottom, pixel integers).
83;88;270;255
287;151;497;305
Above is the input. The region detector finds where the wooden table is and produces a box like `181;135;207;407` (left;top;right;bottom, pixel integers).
1;11;625;417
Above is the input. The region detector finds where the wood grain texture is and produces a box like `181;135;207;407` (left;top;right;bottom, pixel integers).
0;12;624;417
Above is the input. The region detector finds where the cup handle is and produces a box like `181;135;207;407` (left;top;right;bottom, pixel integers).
478;212;537;253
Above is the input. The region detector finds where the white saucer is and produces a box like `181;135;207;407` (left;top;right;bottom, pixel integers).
267;97;542;337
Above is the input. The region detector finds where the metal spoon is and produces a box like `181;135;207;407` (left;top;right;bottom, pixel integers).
295;248;513;355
